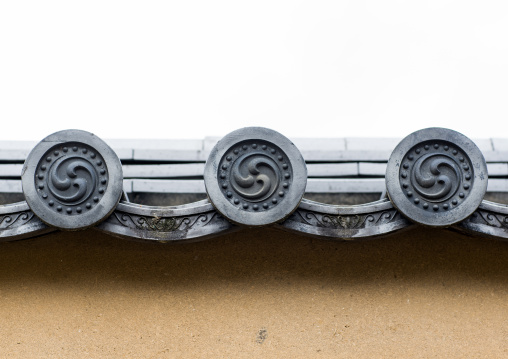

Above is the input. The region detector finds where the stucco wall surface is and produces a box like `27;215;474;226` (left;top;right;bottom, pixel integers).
0;228;507;358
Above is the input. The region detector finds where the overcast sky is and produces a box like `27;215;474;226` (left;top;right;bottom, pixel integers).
1;1;508;141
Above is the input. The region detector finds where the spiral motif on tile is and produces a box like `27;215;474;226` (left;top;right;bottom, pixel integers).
217;140;293;213
399;141;472;213
21;130;122;230
48;156;98;205
411;154;461;203
204;127;307;226
34;142;108;216
230;153;280;202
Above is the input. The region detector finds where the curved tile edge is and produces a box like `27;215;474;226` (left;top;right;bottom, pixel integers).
0;201;55;242
454;200;508;240
6;198;508;243
95;199;238;243
277;198;413;239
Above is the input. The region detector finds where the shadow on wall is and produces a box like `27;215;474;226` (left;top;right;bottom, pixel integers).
1;227;507;288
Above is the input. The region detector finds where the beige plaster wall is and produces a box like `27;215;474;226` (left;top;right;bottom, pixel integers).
0;228;507;358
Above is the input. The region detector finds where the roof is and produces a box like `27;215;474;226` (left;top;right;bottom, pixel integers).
1;128;507;243
2;136;508;195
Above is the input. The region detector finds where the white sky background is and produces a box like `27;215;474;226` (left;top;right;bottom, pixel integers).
1;1;507;141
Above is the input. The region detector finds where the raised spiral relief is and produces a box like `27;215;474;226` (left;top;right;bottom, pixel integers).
386;128;487;227
204;127;307;226
218;140;292;213
22;130;123;230
231;153;280;202
411;154;460;202
48;157;98;204
400;141;472;212
35;143;108;215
